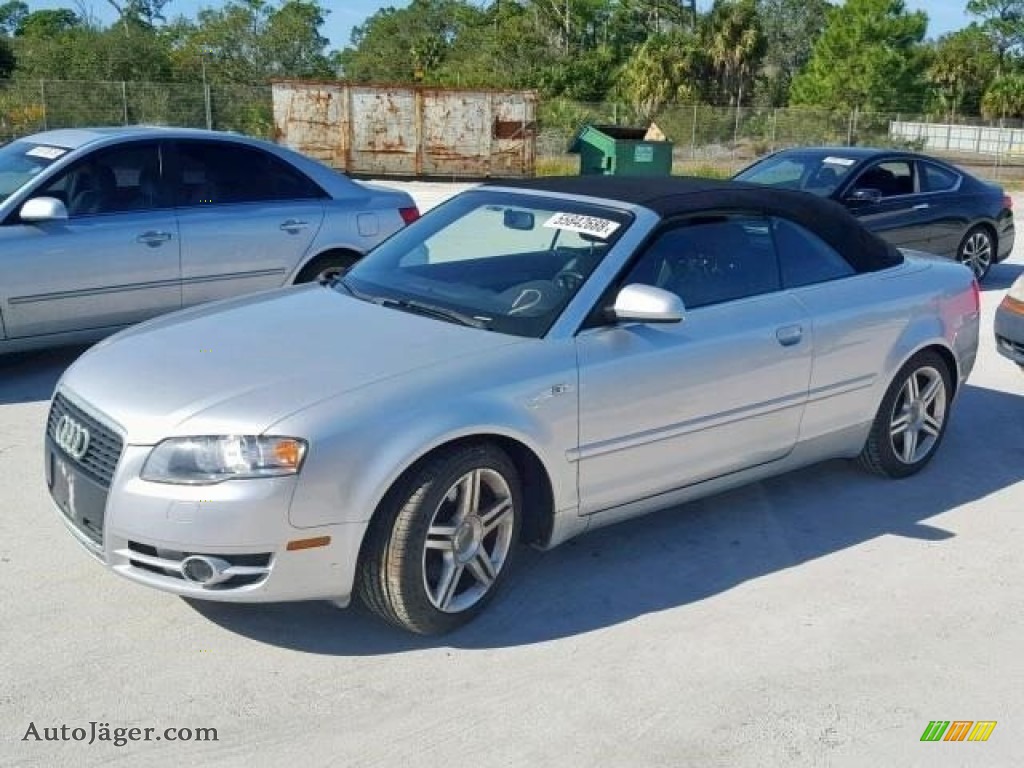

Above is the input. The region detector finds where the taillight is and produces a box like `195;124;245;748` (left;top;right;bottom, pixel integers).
971;278;980;312
399;206;420;226
1003;194;1013;210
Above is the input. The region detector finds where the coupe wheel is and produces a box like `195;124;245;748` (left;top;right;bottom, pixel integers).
357;443;521;634
858;350;953;478
957;226;995;281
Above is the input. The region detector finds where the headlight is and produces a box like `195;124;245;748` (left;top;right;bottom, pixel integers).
1008;275;1024;303
141;436;307;485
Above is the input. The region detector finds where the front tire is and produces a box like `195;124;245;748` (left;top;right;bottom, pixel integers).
357;443;521;634
858;350;953;478
956;226;995;281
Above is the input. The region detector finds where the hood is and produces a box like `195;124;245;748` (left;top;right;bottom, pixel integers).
60;285;522;444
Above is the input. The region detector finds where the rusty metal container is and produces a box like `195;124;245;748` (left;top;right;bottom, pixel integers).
272;81;537;177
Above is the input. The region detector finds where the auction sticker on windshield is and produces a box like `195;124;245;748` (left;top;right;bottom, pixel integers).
26;146;68;160
544;212;620;239
824;156;856;167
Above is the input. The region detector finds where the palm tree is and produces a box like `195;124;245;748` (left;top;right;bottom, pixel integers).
705;0;765;108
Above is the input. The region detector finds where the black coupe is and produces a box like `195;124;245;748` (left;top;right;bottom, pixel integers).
735;147;1014;280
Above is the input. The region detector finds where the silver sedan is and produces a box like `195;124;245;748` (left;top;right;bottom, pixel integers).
45;177;980;634
0;127;417;355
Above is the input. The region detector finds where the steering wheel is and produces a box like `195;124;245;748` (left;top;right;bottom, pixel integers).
553;268;586;294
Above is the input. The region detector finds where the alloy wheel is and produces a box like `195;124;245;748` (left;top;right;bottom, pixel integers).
888;365;947;465
959;231;993;279
422;468;516;613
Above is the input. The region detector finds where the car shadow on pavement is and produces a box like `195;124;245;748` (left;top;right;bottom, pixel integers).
0;345;89;406
983;261;1023;291
189;382;1024;654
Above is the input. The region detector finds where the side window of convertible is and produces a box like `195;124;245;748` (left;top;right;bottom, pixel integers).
772;217;855;288
624;215;782;309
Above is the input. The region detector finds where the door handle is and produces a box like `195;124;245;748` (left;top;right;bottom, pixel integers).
912;203;930;211
279;219;309;233
136;231;172;246
776;325;803;347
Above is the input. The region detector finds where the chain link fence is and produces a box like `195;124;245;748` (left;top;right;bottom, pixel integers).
536;100;1024;183
4;80;1024;183
1;79;274;142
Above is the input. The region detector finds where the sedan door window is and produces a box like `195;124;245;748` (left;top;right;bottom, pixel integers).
36;143;166;217
920;161;960;193
173;142;324;207
624;215;782;309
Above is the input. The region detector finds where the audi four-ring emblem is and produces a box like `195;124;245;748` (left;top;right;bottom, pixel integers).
55;414;90;460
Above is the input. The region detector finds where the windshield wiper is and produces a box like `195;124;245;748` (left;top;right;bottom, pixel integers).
335;279;489;329
380;297;491;329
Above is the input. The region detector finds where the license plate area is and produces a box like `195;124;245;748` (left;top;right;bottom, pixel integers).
47;439;109;546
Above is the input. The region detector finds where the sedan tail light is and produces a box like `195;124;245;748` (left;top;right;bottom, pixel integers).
1003;194;1013;210
971;278;980;313
399;206;420;226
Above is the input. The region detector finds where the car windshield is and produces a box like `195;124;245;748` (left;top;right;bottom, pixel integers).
735;152;859;197
342;189;633;338
0;140;67;203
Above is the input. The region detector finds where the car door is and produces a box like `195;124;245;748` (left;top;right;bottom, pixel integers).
772;215;908;436
915;159;969;257
170;140;326;307
0;141;180;340
842;158;932;251
575;213;813;514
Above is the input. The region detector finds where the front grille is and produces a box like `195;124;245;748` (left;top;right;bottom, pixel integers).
47;393;123;487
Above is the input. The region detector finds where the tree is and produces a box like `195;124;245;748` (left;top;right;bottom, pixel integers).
15;8;81;37
982;72;1024;117
103;0;171;29
704;0;765;107
757;0;830;106
0;35;14;77
790;0;928;112
966;0;1024;72
614;31;703;119
927;25;999;119
0;0;27;36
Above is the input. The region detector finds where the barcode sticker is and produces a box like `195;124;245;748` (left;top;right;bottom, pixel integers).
544;212;620;239
26;145;67;160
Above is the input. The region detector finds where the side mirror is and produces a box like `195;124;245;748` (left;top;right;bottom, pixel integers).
20;197;69;223
845;188;882;206
503;209;535;231
612;284;684;324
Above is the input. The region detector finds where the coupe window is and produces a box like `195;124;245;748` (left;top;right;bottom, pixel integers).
0;141;65;203
624;215;782;309
734;153;857;196
342;190;632;338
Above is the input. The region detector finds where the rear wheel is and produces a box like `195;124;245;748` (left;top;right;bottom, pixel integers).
858;350;953;478
294;251;360;284
357;443;521;634
956;226;995;281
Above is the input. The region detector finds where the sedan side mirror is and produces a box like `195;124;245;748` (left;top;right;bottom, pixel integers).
845;188;882;207
20;196;69;223
612;284;685;324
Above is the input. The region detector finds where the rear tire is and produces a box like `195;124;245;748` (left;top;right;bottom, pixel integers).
357;443;521;634
956;226;995;281
858;350;953;479
294;252;360;284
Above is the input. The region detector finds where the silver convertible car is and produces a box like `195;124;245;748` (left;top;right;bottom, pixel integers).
0;127;417;355
45;177;980;634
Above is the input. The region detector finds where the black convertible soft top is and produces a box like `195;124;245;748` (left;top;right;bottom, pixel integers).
487;176;904;273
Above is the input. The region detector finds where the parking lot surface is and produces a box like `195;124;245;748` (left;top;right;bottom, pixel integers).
1;184;1022;768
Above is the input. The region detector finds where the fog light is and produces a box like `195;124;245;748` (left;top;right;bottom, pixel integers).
181;555;230;587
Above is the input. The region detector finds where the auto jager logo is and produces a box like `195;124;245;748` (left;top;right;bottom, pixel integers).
55;415;90;460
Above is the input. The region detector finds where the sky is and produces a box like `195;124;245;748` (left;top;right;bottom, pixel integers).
26;0;976;51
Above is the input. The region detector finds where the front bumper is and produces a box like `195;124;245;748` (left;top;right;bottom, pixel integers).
994;298;1024;366
47;435;367;605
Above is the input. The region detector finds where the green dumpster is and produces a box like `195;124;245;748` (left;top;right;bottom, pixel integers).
568;123;674;176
